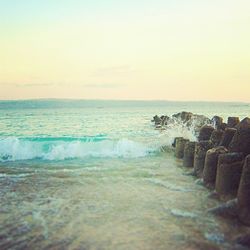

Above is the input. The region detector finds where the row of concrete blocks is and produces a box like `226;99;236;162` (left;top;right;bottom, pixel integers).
174;117;250;226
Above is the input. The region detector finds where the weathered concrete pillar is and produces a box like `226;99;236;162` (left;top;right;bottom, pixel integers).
212;116;223;130
237;155;250;226
210;129;224;147
219;128;237;148
215;152;244;199
203;146;228;186
172;137;183;148
198;125;214;141
229;117;250;156
175;138;189;159
183;141;196;167
193;140;213;177
220;123;227;131
227;117;240;128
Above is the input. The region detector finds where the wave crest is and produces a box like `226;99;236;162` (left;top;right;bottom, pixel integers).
0;136;155;162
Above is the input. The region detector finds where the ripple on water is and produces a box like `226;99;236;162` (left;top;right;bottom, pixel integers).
170;209;198;219
147;178;196;192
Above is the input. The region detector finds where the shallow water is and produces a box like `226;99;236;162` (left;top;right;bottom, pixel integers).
0;100;250;249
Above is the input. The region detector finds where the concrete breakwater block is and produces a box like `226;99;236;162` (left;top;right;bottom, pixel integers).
229;117;250;156
193;140;213;177
227;117;240;128
207;199;237;219
175;138;189;159
212;116;223;130
234;234;250;248
237;155;250;226
172;137;183;148
215;152;244;199
183;141;196;168
203;146;228;186
210;130;224;147
219;128;237;148
198;125;214;141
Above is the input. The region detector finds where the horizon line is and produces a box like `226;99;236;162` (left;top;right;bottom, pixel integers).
0;98;249;104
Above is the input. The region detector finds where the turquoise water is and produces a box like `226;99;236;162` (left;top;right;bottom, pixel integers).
0;100;250;249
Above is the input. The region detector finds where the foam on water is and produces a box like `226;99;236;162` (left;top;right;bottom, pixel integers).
170;209;198;219
204;232;225;244
0;136;157;162
148;178;195;192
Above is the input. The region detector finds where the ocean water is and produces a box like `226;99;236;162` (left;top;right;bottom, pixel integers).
0;100;250;250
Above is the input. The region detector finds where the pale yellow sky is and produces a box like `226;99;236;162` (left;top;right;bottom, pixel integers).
0;0;250;101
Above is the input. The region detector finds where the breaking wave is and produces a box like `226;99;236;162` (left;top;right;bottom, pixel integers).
0;136;157;162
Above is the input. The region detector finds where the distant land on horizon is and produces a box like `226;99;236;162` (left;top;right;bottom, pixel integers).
0;99;249;110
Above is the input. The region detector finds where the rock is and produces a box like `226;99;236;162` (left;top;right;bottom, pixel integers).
172;111;193;123
160;115;170;125
198;125;215;141
193;140;213;177
210;130;224;147
234;234;250;248
207;199;237;219
203;146;228;186
229;117;250;156
163;116;171;125
227;117;240;128
237;155;250;226
175;138;189;159
212;116;223;130
219;128;237;148
152;115;162;125
183;141;196;167
215;152;244;199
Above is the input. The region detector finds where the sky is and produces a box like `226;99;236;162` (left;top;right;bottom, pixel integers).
0;0;250;101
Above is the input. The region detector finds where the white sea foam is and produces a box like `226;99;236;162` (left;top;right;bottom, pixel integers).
0;137;156;162
156;121;198;147
204;232;225;243
170;209;198;219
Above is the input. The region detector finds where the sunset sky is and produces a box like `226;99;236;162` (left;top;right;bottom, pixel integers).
0;0;250;101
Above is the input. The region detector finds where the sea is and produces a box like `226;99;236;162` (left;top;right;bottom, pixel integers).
0;100;250;250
